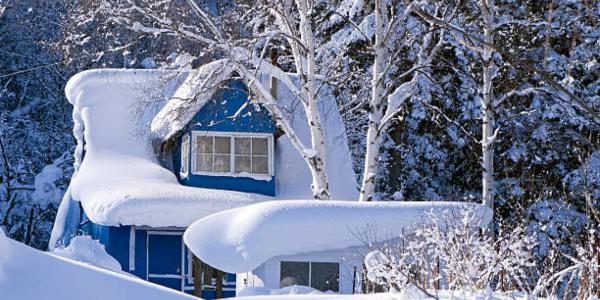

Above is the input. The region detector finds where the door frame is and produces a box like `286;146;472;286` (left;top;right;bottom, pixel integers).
146;230;185;291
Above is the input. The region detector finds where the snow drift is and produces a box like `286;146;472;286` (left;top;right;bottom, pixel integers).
0;229;194;300
183;200;492;274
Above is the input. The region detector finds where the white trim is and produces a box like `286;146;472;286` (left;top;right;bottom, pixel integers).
146;231;183;236
129;226;135;271
181;233;185;291
180;133;190;177
148;274;183;279
191;131;274;178
187;249;193;284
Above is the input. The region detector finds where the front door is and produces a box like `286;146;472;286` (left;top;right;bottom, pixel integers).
147;232;183;291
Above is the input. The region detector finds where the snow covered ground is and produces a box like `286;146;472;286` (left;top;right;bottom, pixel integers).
0;228;195;300
0;228;541;300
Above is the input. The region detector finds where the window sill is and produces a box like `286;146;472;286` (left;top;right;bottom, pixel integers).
191;171;273;182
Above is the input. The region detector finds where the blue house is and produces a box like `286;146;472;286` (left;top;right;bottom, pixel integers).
49;67;358;298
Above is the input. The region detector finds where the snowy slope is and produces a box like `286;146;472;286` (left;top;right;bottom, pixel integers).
184;201;492;273
0;229;194;300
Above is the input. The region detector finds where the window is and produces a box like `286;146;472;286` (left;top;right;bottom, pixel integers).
280;261;339;292
191;132;273;177
181;134;190;175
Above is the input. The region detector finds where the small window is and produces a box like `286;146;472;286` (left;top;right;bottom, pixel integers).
181;135;190;175
280;261;309;287
191;132;273;177
280;261;339;292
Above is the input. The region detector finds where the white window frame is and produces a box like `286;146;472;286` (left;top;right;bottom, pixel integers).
191;131;274;179
180;134;190;176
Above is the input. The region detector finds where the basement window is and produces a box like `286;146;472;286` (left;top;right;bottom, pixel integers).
280;261;339;292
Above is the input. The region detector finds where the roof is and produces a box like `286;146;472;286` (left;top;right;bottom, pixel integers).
183;200;493;274
53;68;357;231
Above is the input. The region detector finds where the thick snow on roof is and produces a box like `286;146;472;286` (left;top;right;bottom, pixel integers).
58;68;357;228
0;229;194;300
183;200;492;274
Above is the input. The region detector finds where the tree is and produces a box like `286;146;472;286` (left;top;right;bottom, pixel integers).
71;0;334;199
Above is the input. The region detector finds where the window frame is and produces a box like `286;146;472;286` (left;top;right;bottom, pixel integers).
279;261;340;292
180;134;190;176
190;131;274;179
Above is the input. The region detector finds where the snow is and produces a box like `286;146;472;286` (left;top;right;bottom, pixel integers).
183;201;492;274
230;289;534;300
151;59;234;141
52;236;123;273
0;228;195;300
52;68;357;246
239;285;327;297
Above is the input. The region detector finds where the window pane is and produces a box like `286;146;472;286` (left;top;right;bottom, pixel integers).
252;156;269;174
214;155;231;172
214;137;231;154
235;137;251;155
252;138;268;155
235;155;251;173
195;136;213;153
195;154;213;172
280;261;309;288
310;262;339;292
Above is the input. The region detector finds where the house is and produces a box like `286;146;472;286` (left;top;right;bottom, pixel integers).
0;229;195;300
49;66;358;298
182;201;492;296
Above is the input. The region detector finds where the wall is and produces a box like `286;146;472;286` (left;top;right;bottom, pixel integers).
240;246;367;294
172;79;277;196
81;220;236;298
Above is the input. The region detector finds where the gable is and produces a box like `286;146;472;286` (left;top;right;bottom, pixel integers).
186;79;276;134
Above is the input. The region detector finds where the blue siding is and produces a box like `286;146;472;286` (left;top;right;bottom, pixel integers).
173;79;277;196
81;221;236;299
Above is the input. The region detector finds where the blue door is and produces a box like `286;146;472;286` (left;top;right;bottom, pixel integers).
147;232;183;290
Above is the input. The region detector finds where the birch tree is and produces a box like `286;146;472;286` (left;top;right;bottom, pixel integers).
87;0;333;199
347;1;450;201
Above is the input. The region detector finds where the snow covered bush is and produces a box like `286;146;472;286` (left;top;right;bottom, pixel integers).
364;207;538;295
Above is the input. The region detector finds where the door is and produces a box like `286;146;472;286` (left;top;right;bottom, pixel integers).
147;232;184;291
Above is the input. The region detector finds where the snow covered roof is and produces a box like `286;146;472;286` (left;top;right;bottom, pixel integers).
0;229;195;300
57;68;357;229
183;200;492;274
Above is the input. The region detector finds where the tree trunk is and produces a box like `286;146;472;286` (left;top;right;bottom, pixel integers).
359;0;388;202
296;0;330;200
480;0;495;211
215;270;223;298
192;255;203;297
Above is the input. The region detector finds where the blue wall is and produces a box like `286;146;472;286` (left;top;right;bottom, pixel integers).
80;219;236;298
173;79;276;196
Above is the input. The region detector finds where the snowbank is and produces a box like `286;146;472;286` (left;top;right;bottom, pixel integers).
238;285;327;297
230;289;532;300
184;201;492;274
0;229;194;300
54;68;357;231
52;236;123;273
